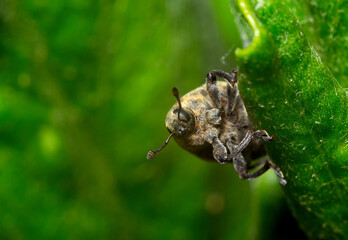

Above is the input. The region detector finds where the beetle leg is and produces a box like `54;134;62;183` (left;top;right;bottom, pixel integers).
226;83;237;115
206;72;222;109
204;128;228;164
247;158;267;170
228;142;268;180
229;130;286;185
239;159;287;185
206;70;235;86
226;69;241;115
212;138;229;164
226;129;286;185
228;130;253;159
206;70;235;110
238;160;270;179
254;130;274;141
267;160;287;185
206;108;222;125
227;86;247;119
228;130;273;160
232;153;248;174
224;137;237;164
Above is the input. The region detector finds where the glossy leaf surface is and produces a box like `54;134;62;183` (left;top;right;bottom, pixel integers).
233;0;347;239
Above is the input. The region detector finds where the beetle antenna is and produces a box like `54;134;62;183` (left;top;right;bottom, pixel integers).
172;87;182;120
147;133;174;159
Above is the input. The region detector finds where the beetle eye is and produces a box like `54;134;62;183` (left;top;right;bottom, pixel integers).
167;107;195;138
173;109;192;123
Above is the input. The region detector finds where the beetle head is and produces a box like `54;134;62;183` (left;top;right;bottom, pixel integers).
165;87;196;137
147;87;195;160
166;107;195;137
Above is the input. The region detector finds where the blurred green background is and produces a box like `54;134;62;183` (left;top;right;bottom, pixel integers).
0;0;306;239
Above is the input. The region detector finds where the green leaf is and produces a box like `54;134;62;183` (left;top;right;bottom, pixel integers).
233;0;348;239
285;0;348;87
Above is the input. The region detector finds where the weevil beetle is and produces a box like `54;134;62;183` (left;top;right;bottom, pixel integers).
147;69;287;185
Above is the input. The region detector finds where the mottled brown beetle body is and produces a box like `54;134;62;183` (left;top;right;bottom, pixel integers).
148;70;286;185
166;82;265;162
